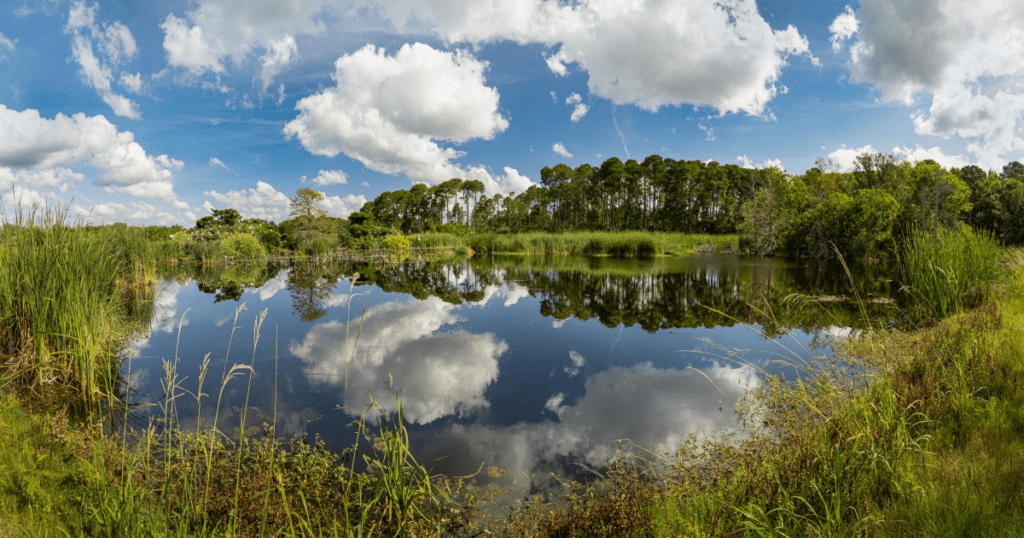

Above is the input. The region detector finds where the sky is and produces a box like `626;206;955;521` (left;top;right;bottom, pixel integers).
0;0;1022;226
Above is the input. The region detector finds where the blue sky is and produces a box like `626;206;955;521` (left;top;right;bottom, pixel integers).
0;0;1022;225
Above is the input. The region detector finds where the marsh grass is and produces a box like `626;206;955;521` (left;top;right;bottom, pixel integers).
408;231;737;258
0;203;153;411
897;226;1002;321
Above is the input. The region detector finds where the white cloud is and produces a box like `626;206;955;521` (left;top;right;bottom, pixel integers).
209;157;229;169
160;15;223;74
120;71;144;93
291;296;507;425
311;169;347;186
259;35;298;92
570;103;589;122
891;144;970;169
0;105;184;203
159;0;329;87
284;42;524;194
373;0;815;115
64;1;140;119
322;193;368;218
829;5;858;53
826;144;876;173
552;142;572;159
0;30;15;60
203;180;291;222
566;92;589;122
0;167;84;193
737;155;784;171
834;1;1024;168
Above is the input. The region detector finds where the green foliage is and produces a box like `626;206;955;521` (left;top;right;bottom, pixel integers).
897;226;1002;320
0;203;151;408
219;232;267;260
380;233;411;252
784;189;898;260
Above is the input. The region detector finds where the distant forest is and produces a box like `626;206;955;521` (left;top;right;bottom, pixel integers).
143;153;1024;263
349;154;1024;259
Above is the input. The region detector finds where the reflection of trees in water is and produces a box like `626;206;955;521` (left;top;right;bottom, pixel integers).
354;255;897;333
177;254;898;332
287;260;346;322
161;261;283;303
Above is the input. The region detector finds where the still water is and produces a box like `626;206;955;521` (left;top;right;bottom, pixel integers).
127;254;896;497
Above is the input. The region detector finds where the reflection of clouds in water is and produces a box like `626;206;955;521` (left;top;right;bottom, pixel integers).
424;362;760;499
501;283;531;307
125;281;185;357
255;271;289;301
290;296;507;424
564;350;585;377
473;281;529;308
552;318;567;329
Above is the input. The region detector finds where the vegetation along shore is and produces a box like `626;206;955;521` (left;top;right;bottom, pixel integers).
3;153;1024;536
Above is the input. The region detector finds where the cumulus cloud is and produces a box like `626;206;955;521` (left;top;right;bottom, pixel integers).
827;143;970;172
160;0;329;88
290;296;507;424
119;71;144;93
826;144;877;173
832;1;1024;168
311;169;347;186
203;180;291;222
0;105;184;202
552;142;572;159
64;1;140;119
209;157;229;169
371;0;814;115
737;155;784;171
829;5;858;52
284;42;529;195
321;193;367;218
564;92;589;122
892;145;970;169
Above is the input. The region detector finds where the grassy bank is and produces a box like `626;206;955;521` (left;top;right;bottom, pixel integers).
409;231;738;258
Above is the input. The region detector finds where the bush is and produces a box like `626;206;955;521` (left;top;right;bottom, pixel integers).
381;233;412;252
220;233;267;260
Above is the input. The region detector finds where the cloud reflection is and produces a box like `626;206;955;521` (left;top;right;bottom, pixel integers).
290;296;507;424
422;362;760;499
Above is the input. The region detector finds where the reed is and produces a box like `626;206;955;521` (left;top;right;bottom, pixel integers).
897;226;1002;320
453;231;736;257
0;203;152;409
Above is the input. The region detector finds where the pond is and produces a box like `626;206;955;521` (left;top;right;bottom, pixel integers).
126;253;898;499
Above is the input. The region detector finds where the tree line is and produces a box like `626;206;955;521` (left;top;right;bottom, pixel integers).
348;153;1024;261
349;156;749;237
143;154;1024;263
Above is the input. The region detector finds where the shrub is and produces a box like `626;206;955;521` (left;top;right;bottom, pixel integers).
220;233;267;260
381;233;412;252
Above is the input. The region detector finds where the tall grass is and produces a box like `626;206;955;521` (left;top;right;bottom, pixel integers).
0;203;152;409
409;231;736;258
897;227;1002;320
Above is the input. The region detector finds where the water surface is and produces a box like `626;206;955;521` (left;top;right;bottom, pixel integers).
127;254;896;497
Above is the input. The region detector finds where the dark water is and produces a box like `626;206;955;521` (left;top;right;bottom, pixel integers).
126;254;897;498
